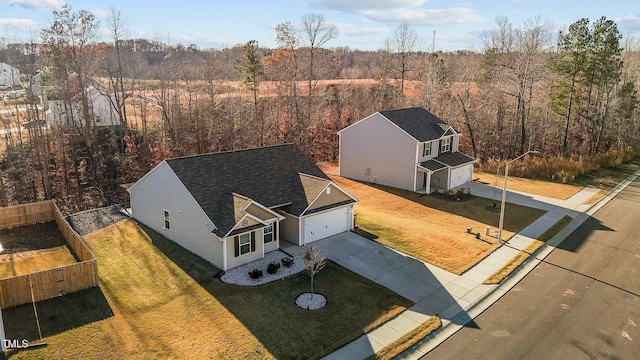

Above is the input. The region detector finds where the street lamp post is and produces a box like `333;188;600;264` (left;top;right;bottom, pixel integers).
497;150;540;244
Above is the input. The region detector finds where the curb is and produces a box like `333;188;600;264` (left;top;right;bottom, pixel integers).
398;169;640;359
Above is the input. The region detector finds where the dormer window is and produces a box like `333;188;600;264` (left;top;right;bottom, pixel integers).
441;137;451;153
422;142;431;157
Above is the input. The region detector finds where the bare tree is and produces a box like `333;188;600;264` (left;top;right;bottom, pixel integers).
388;21;422;94
104;7;130;133
301;14;337;148
304;245;327;300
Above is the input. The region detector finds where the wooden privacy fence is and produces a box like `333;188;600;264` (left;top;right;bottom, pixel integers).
0;200;98;309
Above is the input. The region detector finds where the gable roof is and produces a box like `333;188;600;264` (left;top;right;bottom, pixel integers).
379;107;458;142
164;144;353;237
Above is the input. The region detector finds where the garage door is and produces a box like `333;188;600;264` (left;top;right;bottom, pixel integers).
303;207;349;244
450;165;472;189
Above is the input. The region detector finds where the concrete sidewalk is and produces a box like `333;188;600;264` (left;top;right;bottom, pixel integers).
319;172;639;360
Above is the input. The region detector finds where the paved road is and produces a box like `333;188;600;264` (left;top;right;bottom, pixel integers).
425;179;640;359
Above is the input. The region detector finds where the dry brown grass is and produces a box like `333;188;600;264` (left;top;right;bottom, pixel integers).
0;246;76;279
6;219;411;359
483;215;573;284
366;316;442;360
475;171;582;200
584;189;607;204
319;163;546;274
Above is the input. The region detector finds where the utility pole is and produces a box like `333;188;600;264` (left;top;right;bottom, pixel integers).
432;30;436;53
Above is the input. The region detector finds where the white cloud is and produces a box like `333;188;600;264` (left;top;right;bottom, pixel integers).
91;8;111;19
309;0;483;27
309;0;428;13
364;7;485;26
334;22;389;37
0;18;39;32
0;0;62;10
618;13;640;32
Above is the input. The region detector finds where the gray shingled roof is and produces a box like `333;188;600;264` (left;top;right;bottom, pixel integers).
433;152;476;167
165;144;352;237
419;160;447;171
379;107;457;142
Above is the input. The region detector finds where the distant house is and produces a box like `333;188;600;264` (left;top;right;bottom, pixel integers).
45;86;122;127
0;63;20;87
338;107;476;194
128;144;357;270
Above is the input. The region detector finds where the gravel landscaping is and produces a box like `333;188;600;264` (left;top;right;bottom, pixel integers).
295;292;327;310
66;205;130;237
220;250;306;286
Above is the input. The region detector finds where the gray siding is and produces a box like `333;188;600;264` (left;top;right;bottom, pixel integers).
278;211;300;245
225;228;265;269
339;113;418;191
129;161;224;268
306;184;352;212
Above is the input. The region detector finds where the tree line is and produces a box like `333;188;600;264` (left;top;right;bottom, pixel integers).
0;5;638;212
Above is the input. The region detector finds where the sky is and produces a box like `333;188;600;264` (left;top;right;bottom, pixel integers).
1;0;640;51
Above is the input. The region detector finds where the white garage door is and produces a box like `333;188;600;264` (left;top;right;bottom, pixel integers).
450;165;472;189
303;207;349;244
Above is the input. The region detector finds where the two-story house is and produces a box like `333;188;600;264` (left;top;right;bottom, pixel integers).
338;107;476;194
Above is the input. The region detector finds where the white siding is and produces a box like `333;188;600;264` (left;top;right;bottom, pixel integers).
450;164;474;189
339;113;418;191
128;162;224;268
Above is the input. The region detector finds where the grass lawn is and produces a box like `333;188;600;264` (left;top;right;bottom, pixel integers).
474;172;582;200
0;246;77;279
319;163;546;274
483;215;573;284
4;219;412;359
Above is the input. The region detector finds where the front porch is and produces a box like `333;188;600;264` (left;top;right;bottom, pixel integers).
416;163;449;194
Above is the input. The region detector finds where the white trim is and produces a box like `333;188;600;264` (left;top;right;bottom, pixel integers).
128;161;218;231
338;112;420;144
222;237;227;270
338;132;343;176
239;196;286;221
300;181;358;216
223;213;269;238
237;232;252;256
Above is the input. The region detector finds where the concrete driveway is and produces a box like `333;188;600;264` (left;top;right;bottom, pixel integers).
312;232;469;311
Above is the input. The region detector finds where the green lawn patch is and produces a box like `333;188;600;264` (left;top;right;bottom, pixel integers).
4;219;412;359
484;215;573;284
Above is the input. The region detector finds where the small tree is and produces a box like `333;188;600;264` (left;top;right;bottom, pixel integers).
304;245;327;299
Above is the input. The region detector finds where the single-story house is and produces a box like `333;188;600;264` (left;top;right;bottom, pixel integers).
128;144;357;270
338;107;476;194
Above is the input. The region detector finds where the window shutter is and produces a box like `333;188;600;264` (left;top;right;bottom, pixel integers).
234;236;239;257
250;232;256;252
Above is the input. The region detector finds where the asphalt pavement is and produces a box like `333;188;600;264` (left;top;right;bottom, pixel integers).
424;176;640;359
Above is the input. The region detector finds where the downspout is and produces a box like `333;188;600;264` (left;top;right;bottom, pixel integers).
222;237;227;271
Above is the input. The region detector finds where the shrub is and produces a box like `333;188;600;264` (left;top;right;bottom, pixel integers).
248;269;263;279
456;188;467;199
267;262;281;275
443;189;454;197
281;257;295;267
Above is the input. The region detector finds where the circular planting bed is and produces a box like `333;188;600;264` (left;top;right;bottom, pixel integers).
295;292;327;310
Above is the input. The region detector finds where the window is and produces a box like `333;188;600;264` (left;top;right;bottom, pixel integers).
441;137;451;153
239;233;251;255
423;142;431;157
264;225;274;244
163;210;170;229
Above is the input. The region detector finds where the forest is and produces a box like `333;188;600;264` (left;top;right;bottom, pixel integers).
0;5;639;213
